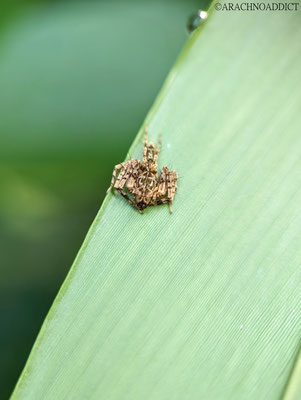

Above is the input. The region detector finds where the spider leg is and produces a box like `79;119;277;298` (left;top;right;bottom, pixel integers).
124;159;140;192
157;166;178;213
107;159;140;193
142;125;148;167
168;170;178;212
107;162;127;193
115;164;131;190
154;198;169;206
157;166;168;196
117;188;143;214
152;135;161;171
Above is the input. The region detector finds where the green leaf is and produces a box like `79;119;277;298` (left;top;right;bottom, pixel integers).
11;6;301;400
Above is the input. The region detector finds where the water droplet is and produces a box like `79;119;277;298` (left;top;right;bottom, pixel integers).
167;143;171;149
239;324;244;329
187;10;208;33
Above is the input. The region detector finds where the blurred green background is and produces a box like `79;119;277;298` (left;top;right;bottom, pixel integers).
0;0;205;398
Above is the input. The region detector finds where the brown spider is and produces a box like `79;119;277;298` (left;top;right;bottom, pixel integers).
107;126;178;213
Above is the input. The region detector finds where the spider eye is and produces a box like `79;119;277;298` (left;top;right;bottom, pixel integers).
138;202;147;210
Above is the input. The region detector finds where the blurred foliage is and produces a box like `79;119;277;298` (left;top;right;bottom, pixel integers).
0;0;202;398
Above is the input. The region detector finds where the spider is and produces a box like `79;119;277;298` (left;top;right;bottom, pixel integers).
107;126;178;213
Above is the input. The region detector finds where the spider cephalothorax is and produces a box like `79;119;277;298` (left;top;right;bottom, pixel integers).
107;126;178;213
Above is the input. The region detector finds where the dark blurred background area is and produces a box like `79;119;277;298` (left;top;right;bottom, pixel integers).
0;0;203;397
